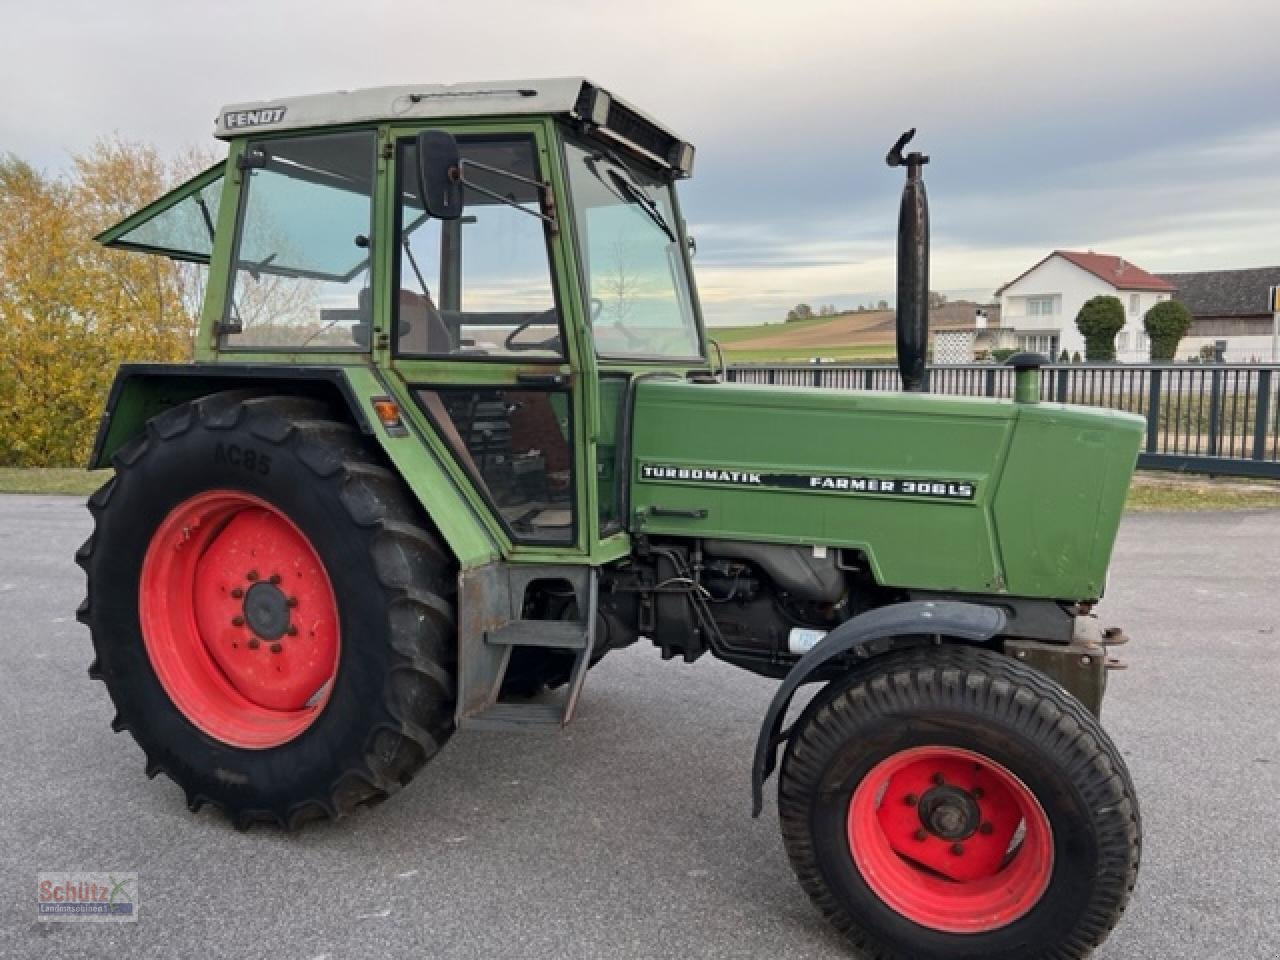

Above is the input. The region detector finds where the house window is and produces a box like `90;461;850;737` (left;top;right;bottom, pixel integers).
1027;296;1055;317
1116;332;1129;350
1015;333;1058;355
1130;294;1140;315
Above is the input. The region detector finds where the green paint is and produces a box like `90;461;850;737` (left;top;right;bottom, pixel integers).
629;381;1142;599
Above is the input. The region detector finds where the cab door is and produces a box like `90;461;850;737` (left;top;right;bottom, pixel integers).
383;126;593;556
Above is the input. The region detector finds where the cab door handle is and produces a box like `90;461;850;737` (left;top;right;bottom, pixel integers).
516;373;568;387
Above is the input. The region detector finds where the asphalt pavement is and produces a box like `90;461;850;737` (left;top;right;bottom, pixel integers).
1;494;1277;959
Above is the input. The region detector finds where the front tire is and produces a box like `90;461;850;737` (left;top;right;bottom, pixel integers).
77;393;457;829
778;645;1140;960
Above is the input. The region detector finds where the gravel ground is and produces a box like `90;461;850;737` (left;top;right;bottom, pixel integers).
0;494;1277;959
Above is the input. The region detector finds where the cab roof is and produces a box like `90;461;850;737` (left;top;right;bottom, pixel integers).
215;77;694;176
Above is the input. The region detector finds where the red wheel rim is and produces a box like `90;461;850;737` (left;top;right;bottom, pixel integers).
138;490;340;749
847;746;1054;934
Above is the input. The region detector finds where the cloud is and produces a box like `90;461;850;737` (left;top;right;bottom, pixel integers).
2;0;1277;328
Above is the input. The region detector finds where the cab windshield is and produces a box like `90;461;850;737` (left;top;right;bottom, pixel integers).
563;137;702;361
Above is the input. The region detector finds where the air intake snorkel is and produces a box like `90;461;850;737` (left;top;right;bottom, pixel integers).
887;129;930;392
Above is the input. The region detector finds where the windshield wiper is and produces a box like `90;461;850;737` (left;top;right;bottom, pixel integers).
582;152;677;243
607;169;676;243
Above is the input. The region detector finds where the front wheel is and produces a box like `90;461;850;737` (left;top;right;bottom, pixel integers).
778;646;1140;960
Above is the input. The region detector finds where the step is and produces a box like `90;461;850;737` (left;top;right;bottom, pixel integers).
485;620;587;650
461;701;565;732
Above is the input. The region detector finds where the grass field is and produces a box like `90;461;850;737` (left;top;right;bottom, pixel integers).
4;467;1279;512
706;315;845;345
0;468;112;496
721;344;895;363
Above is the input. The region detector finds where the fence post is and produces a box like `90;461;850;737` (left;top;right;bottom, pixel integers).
983;369;995;397
1145;368;1161;454
1055;367;1068;403
1254;369;1272;461
864;368;874;390
813;367;822;388
767;368;775;385
1207;368;1222;457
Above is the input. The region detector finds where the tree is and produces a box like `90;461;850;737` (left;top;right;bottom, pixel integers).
1058;349;1070;363
1072;351;1082;363
786;303;814;322
1074;295;1126;362
876;299;889;310
1143;300;1193;361
0;141;198;467
928;290;947;308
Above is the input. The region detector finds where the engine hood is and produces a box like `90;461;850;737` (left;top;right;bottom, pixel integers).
627;379;1143;599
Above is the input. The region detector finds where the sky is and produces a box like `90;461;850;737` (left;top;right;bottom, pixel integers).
2;0;1278;326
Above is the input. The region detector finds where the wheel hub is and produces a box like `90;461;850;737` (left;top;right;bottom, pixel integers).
242;580;291;641
847;745;1055;934
917;784;981;841
138;490;340;749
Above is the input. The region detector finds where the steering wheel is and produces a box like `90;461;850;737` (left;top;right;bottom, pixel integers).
504;309;562;352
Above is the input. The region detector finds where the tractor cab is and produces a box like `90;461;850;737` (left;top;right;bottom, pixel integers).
98;79;706;560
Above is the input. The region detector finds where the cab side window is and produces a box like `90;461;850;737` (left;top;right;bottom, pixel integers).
222;131;376;350
395;137;563;360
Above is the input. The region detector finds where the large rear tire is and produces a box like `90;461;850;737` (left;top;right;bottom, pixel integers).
778;645;1140;960
77;393;457;829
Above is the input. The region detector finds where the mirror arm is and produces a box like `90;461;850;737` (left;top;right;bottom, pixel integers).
458;159;560;235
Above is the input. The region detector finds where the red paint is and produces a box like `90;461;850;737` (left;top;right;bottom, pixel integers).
138;490;340;749
846;746;1054;934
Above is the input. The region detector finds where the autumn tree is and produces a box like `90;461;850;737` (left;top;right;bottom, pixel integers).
0;140;201;466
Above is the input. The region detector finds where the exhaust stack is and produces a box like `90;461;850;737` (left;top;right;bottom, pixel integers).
886;129;929;392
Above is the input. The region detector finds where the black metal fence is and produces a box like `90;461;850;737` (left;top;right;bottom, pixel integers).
726;363;1280;478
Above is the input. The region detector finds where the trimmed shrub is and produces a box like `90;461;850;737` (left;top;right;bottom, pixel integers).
1143;300;1193;361
1075;296;1125;362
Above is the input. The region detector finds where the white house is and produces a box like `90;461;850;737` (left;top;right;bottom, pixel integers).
996;251;1175;362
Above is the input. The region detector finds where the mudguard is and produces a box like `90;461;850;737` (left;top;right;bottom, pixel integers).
750;600;1006;816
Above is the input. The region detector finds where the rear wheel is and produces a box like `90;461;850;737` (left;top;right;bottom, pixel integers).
77;393;457;828
778;646;1140;960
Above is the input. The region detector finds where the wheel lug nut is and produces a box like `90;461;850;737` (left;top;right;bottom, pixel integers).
287;625;298;637
979;822;994;835
230;587;244;599
248;637;260;650
903;793;918;806
269;573;282;585
286;597;298;608
972;787;984;799
914;829;927;842
931;773;944;786
951;843;964;856
246;570;259;581
231;616;244;627
270;642;282;654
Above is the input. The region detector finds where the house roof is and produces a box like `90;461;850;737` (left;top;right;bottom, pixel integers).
996;250;1176;296
928;301;1002;331
1157;266;1280;318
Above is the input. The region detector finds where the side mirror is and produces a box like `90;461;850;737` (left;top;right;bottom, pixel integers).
415;130;464;220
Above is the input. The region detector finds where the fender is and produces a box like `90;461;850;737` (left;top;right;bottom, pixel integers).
89;362;498;569
751;600;1006;817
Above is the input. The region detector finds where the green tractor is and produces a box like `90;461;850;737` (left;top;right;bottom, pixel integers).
79;79;1141;958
